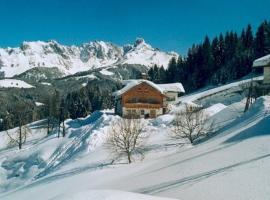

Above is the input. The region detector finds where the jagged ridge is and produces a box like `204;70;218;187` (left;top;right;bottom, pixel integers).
0;38;178;78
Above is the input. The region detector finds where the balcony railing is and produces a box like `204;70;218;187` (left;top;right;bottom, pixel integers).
124;103;163;109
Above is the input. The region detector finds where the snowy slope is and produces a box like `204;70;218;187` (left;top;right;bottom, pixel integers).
53;190;177;200
180;76;263;103
0;39;178;77
0;79;34;88
0;81;270;200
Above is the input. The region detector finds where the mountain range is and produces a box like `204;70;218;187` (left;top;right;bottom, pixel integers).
0;38;178;78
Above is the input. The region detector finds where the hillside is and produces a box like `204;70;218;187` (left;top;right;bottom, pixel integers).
0;80;269;200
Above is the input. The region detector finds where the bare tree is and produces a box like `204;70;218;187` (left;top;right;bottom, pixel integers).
171;105;213;144
240;80;260;112
6;125;31;149
44;90;60;136
5;103;32;149
107;117;147;163
58;98;67;137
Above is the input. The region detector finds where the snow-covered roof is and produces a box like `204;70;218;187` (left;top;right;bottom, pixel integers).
157;83;185;93
253;54;270;67
113;80;164;97
113;79;185;97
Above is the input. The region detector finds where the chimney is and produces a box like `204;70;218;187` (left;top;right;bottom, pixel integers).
141;72;148;80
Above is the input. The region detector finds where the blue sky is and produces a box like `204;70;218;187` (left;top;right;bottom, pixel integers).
0;0;269;54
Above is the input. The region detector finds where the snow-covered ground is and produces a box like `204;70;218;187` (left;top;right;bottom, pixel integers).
0;80;270;200
0;79;34;88
180;76;263;104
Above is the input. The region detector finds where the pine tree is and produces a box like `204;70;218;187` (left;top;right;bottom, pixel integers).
158;65;166;83
166;57;178;83
254;21;270;58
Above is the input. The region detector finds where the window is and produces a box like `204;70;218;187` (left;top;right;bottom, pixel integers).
126;109;131;116
150;110;156;117
140;110;145;115
148;98;159;104
166;96;176;101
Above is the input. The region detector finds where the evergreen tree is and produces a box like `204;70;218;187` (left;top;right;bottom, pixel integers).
166;57;178;83
254;21;270;58
158;65;166;83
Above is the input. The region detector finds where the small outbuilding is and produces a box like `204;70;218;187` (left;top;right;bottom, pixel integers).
253;54;270;84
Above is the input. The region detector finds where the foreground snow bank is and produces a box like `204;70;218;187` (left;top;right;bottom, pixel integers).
52;189;178;200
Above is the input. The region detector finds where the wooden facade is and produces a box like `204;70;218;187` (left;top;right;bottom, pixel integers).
119;82;166;118
114;80;185;118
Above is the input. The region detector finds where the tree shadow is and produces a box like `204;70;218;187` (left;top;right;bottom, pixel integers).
224;115;270;143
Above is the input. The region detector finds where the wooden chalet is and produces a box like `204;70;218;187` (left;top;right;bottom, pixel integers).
113;79;185;118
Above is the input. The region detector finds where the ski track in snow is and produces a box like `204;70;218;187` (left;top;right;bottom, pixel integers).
34;112;105;179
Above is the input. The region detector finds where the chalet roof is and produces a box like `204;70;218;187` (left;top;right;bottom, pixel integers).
113;79;185;97
253;54;270;67
157;83;185;93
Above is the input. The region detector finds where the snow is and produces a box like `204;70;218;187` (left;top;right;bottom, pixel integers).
253;54;270;67
1;79;270;200
204;103;227;117
180;76;263;103
0;39;177;77
122;38;177;69
157;83;185;93
113;80;184;97
52;189;177;200
0;79;34;88
100;69;114;76
35;102;44;106
75;74;97;80
40;82;51;86
113;80;165;97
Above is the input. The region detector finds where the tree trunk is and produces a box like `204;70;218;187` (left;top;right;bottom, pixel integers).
127;153;132;164
189;135;194;144
19;125;22;149
62;120;65;137
47;117;50;135
244;82;253;112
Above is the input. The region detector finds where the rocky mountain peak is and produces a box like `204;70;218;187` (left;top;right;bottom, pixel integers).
0;39;179;78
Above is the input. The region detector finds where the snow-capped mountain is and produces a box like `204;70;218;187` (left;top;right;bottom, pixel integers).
0;38;178;77
122;38;178;67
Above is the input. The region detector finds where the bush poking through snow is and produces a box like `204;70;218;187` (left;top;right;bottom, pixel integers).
107;117;148;164
171;105;213;144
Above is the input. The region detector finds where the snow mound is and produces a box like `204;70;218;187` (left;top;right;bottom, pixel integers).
204;103;227;117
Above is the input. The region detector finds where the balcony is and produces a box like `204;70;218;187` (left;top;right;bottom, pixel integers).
124;102;163;109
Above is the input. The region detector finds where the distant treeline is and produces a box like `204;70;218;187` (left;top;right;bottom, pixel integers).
148;20;270;92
